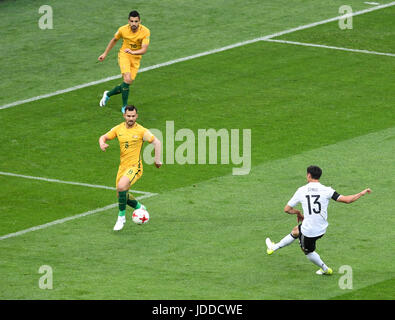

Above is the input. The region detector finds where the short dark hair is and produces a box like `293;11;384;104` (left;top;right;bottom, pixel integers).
129;10;140;19
124;105;138;113
307;165;322;179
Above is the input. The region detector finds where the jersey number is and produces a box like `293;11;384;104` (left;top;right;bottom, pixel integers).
306;195;321;215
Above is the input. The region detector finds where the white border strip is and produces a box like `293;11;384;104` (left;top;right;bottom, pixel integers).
264;39;395;57
1;1;394;110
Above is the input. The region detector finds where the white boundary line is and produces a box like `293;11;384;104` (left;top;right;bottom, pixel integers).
0;171;155;195
0;203;117;241
0;171;159;240
260;1;395;40
263;39;395;57
0;189;157;241
1;1;394;111
0;38;262;110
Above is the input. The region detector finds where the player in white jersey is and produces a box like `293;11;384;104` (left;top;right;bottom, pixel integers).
265;165;371;275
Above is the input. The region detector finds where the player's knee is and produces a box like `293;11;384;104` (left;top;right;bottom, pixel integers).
123;73;132;84
117;177;130;192
291;225;299;237
303;248;314;255
117;184;129;192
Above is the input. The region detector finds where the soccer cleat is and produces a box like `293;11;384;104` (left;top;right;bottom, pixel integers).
316;267;333;275
99;91;110;107
121;105;126;113
113;216;126;231
265;237;275;255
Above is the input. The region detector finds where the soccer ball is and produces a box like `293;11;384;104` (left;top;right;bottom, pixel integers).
132;208;150;225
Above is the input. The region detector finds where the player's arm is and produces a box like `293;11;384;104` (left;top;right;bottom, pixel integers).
284;205;304;222
125;31;150;55
284;190;304;222
124;43;149;56
284;205;301;215
151;137;162;168
143;130;162;168
98;37;119;61
336;188;371;204
99;134;114;151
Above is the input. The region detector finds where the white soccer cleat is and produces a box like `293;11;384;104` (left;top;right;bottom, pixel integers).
265;237;275;255
113;216;126;231
99;90;110;107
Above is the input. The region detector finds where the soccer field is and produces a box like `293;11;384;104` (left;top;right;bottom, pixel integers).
0;0;394;301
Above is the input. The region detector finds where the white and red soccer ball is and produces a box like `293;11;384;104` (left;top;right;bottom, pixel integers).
132;208;150;225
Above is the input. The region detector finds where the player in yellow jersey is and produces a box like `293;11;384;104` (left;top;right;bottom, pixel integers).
98;11;150;113
99;105;162;231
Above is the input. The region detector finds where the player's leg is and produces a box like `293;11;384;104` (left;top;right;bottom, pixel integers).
127;193;146;210
100;54;131;108
120;72;133;113
300;233;332;275
125;168;145;210
117;176;131;211
112;175;131;231
266;225;299;255
113;166;133;231
120;57;140;113
308;251;332;275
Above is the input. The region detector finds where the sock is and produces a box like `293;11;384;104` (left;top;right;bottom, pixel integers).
107;83;122;97
118;191;127;216
306;252;328;271
127;193;141;209
273;233;296;251
121;82;130;106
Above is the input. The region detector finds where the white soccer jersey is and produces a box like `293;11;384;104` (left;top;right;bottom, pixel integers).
287;182;340;237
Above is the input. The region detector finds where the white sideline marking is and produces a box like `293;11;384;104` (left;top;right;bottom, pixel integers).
0;39;262;111
0;203;117;241
365;2;380;5
0;171;154;195
1;1;394;110
264;39;395;57
259;1;394;40
0;171;158;240
0;190;157;241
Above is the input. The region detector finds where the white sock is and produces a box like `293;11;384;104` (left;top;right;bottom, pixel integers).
306;252;328;271
273;234;296;251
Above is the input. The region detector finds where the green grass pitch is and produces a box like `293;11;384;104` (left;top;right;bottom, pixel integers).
0;0;394;300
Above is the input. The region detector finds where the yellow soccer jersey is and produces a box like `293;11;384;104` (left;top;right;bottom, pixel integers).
106;122;155;168
114;24;150;54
